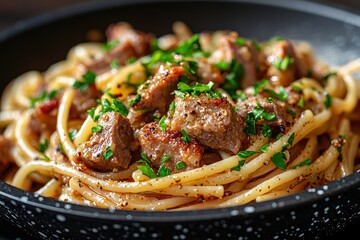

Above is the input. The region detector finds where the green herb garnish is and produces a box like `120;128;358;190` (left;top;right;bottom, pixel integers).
176;161;186;170
91;125;103;133
157;164;172;177
39;139;49;153
73;71;96;92
103;39;120;51
273;56;294;71
271;151;287;170
237;150;258;159
291;158;312;169
30;88;62;108
324;92;332;109
181;129;191;143
159;116;167;132
103;146;114;160
128;94;141;106
231;160;246;171
260;143;270;153
68;129;78;141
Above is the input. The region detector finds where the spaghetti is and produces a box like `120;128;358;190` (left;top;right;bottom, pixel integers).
1;21;359;211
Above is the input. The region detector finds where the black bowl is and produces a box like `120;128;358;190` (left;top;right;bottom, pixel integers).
1;0;360;239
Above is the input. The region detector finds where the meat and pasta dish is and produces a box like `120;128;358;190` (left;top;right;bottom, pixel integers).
1;21;359;211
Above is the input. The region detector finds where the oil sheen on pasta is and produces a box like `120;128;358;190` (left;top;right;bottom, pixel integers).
1;21;359;211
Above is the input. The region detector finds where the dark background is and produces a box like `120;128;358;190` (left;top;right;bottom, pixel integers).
0;0;360;239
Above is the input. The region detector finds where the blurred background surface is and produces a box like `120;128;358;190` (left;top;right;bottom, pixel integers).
1;0;360;31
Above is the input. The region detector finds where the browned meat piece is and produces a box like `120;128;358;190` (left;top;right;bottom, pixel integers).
169;94;245;154
70;85;101;120
127;107;154;130
131;64;186;114
236;87;301;135
74;112;134;172
32;99;59;134
29;85;100;137
138;122;204;172
86;23;153;75
197;57;225;87
0;136;13;175
209;33;260;88
264;39;307;86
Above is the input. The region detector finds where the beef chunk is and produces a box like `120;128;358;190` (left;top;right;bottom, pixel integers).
86;23;153;75
196;57;225;87
209;33;260;88
169;94;245;154
236;87;301;135
74;112;133;172
264;39;307;86
131;65;186;114
138;122;204;172
70;85;101;120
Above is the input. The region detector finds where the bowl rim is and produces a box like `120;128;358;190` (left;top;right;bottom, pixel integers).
1;0;360;223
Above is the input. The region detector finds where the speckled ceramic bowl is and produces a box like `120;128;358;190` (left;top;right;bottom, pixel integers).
1;0;360;239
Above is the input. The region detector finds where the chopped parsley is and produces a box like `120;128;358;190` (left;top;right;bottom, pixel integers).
102;146;114;160
264;86;288;102
237;150;258;159
235;38;246;46
58;143;65;154
137;164;157;179
159;116;167;132
174;81;222;99
176;161;186;170
161;155;170;163
126;56;137;65
273;56;294;71
322;71;337;81
137;153;172;178
222;59;243;98
324;92;332;109
157;164;171;177
39;156;50;161
261;124;272;138
260;143;270;153
88;97;129;122
39;139;49;153
68;129;78;141
181;129;191;143
244;107;276;135
110;59;120;70
30;88;62;108
103;39;120;51
232;150;257;171
288;133;295;146
291;84;302;93
291;158;312;169
231;160;246;171
169;101;176;111
271;133;295;169
128;94;141;106
141;34;203;73
287;108;296;116
91;125;103;133
73;71;96;92
298;97;304;108
253;79;269;96
271;151;287;170
215;61;232;71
